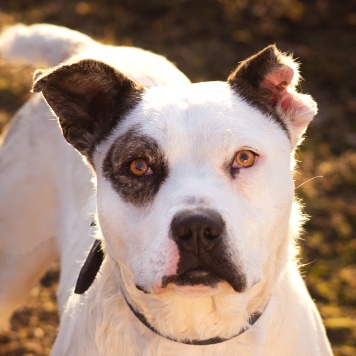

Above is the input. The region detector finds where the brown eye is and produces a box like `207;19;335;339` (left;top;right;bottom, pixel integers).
129;159;151;176
234;150;257;168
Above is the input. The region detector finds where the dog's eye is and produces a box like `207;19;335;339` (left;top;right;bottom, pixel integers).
129;159;152;176
233;150;257;168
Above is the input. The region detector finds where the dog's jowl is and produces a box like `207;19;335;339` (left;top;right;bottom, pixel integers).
0;24;332;355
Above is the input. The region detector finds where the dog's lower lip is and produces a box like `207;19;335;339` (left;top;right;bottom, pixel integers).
173;268;221;287
182;269;210;279
161;268;222;289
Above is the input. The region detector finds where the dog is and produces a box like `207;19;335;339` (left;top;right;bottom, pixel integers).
0;24;332;355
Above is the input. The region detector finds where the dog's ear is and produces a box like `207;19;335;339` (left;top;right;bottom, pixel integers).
228;45;317;148
32;59;144;164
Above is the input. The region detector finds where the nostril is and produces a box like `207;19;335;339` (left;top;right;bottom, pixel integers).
176;226;192;241
203;227;219;240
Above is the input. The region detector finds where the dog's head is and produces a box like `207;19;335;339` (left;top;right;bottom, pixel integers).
33;46;316;298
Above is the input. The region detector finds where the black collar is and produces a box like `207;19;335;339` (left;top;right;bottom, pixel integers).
75;239;268;345
124;295;267;346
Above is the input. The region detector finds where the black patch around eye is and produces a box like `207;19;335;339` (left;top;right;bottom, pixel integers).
230;167;240;179
102;127;169;206
224;156;240;179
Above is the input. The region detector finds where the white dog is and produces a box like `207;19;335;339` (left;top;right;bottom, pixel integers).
0;24;332;355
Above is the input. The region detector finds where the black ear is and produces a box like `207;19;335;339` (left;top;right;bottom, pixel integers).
32;59;144;164
228;45;317;148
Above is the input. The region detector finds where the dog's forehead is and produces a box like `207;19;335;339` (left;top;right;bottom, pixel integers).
114;81;288;153
143;81;233;108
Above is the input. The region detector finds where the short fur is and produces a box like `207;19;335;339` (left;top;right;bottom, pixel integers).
0;24;332;355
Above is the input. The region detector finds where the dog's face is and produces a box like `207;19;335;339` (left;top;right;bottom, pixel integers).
33;46;317;297
95;82;295;296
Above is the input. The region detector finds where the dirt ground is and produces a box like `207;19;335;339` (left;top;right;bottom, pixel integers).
0;1;355;355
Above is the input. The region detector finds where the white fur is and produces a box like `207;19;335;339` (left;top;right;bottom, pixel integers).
0;24;332;355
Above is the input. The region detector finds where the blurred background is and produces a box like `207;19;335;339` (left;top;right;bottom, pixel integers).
0;0;355;355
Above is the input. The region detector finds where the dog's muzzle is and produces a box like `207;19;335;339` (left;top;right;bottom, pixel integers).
75;209;246;295
162;208;246;292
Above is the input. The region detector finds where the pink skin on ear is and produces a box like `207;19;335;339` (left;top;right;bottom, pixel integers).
263;65;295;111
260;61;317;146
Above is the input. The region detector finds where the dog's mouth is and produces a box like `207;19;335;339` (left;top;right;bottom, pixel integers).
135;257;246;295
161;268;221;289
134;269;221;295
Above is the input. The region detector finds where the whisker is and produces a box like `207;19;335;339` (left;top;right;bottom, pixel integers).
299;259;317;268
274;259;286;265
128;250;150;265
296;176;323;189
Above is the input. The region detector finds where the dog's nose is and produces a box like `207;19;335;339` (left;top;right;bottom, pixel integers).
171;209;225;252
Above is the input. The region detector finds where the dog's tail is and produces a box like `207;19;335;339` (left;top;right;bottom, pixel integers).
0;23;96;67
